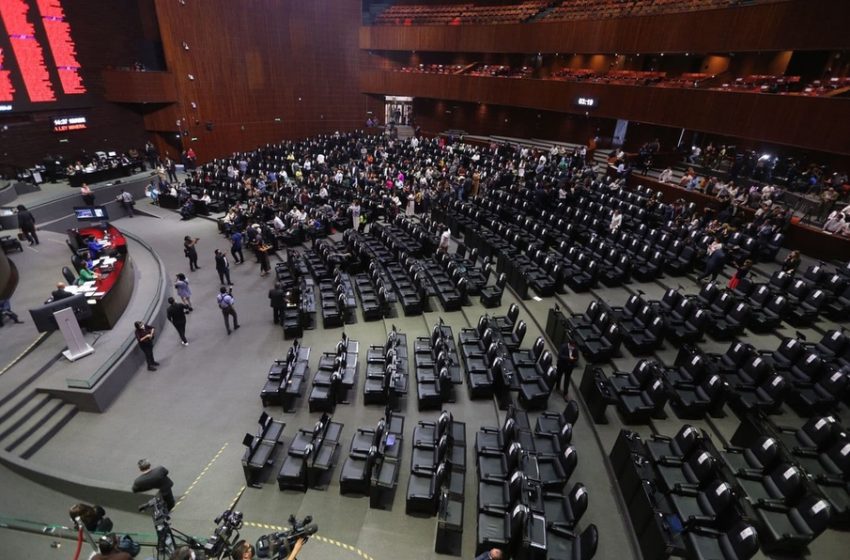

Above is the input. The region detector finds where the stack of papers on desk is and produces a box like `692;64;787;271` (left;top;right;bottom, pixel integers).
101;257;117;265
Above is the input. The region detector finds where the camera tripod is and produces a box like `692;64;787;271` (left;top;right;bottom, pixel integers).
140;496;203;560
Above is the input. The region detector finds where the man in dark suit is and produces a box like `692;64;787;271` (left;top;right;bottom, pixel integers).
165;297;189;346
132;459;175;511
52;282;73;301
556;338;579;398
268;282;285;324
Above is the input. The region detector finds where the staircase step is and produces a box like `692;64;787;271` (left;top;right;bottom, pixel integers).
4;397;75;454
0;392;53;444
20;404;79;460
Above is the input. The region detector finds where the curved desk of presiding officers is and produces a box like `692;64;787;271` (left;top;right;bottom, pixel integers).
58;225;134;330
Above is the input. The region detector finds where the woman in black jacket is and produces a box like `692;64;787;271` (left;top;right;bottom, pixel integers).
16;204;38;245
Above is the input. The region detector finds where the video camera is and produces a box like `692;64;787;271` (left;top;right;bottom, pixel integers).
255;515;317;559
203;508;243;559
139;495;170;521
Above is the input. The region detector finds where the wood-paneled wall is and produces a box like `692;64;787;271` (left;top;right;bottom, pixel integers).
360;70;850;155
410;97;614;144
0;0;151;168
153;0;366;161
102;71;177;104
360;0;850;54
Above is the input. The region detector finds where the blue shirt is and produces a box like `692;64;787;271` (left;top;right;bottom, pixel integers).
87;239;103;257
231;231;243;249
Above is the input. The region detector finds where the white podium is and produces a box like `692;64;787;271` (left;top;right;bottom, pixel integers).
54;307;94;361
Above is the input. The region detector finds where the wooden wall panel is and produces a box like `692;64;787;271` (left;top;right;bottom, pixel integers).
0;0;151;167
360;70;850;155
154;0;366;161
102;71;177;104
361;0;850;54
413;98;613;143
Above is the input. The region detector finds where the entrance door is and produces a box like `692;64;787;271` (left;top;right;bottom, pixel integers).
384;96;413;126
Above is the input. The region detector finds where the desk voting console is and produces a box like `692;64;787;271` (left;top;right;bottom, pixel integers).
65;225;133;330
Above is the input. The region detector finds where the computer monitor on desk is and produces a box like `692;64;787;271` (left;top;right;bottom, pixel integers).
29;293;92;333
74;206;110;222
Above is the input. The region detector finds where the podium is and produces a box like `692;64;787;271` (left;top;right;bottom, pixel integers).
55;307;94;361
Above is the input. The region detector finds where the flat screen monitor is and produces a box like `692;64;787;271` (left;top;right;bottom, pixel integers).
29;294;92;333
74;206;110;221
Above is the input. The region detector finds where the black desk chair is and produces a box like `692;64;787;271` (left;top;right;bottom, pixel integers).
62;266;77;285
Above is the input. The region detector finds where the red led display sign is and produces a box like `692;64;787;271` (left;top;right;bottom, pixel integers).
35;0;84;94
0;0;88;111
0;46;14;102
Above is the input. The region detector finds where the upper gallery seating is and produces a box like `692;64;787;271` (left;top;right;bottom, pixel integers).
467;65;534;79
543;0;787;21
375;1;548;26
373;1;789;26
397;64;466;75
386;63;845;98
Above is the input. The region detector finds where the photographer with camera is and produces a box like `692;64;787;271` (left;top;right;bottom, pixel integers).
216;286;240;335
255;515;316;560
69;502;113;533
204;508;244;559
132;459;176;511
93;533;134;560
231;540;255;560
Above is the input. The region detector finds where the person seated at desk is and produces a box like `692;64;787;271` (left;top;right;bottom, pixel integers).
87;236;104;259
52;282;73;301
77;259;100;285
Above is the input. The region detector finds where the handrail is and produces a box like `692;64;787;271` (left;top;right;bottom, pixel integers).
65;229;166;389
0;514;176;547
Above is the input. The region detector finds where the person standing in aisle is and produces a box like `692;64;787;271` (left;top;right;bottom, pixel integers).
257;241;271;277
216;287;240;334
16;205;39;245
134;321;159;371
230;229;245;264
80;184;95;206
214;249;233;286
268;282;285;325
183;236;200;271
118;190;135;217
174;273;193;311
556;337;579;398
165;297;190;346
438;225;451;254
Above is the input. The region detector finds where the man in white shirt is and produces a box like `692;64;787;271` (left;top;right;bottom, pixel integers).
273;214;286;232
610;209;623;234
349;200;361;229
438;226;451;253
288;207;304;223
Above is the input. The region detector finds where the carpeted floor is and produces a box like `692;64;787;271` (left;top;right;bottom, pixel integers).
0;193;848;560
